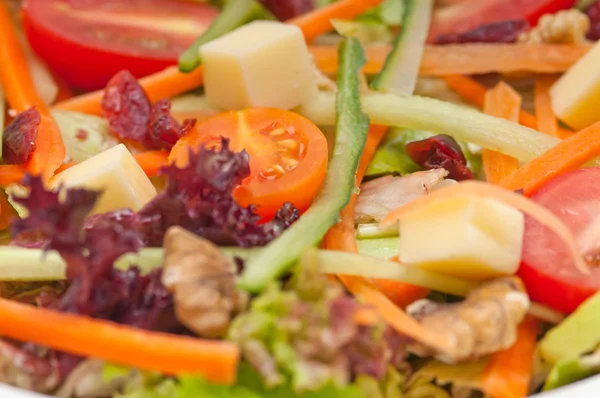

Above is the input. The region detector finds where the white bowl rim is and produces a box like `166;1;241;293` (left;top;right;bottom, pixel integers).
0;375;599;397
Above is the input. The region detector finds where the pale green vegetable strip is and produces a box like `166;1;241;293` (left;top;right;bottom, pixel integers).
0;247;65;281
297;91;567;162
371;0;433;95
52;110;114;163
317;250;475;296
356;223;398;239
356;237;399;259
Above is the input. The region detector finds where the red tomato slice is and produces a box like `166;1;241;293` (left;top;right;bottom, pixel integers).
22;0;218;90
428;0;576;42
169;108;328;221
520;167;600;314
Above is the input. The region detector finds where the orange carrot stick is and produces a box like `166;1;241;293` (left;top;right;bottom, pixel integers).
310;44;590;77
53;66;205;116
0;190;16;230
481;316;539;398
289;0;385;40
482;82;521;184
0;2;65;181
534;75;562;138
500;120;600;195
323;125;429;308
0;165;26;187
444;74;572;137
0;296;239;383
57;150;169;177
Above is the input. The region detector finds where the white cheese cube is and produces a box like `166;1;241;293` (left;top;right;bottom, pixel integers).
51;144;157;214
399;196;524;280
200;21;317;110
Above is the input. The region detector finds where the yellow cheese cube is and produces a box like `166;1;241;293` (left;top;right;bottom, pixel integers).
200;21;317;110
550;41;600;130
51;144;157;214
398;196;524;280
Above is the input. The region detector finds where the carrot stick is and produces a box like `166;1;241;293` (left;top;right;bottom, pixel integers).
0;2;65;181
500;120;600;195
57;150;169;177
444;74;573;137
53;66;205;116
481;316;539;398
534;75;562;138
0;165;26;187
310;43;591;77
289;0;385;40
482;82;521;184
0;296;239;383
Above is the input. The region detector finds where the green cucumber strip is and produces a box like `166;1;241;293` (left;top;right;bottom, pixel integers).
356;223;398;239
178;0;271;73
370;0;433;95
0;247;66;281
317;250;475;297
0;84;4;160
356;236;399;259
238;38;370;293
297;91;570;163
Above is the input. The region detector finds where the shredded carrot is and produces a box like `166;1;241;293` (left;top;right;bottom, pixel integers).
380;181;589;275
0;165;26;187
310;43;590;77
482;82;521;184
534;75;561;138
289;0;385;40
481;316;539;398
444;74;573;137
499;120;600;196
0;2;65;181
57;150;169;177
53;66;205;116
0;296;239;383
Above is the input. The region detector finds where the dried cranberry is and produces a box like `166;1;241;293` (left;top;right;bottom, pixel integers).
147;99;196;150
259;0;314;20
434;19;530;44
586;1;600;40
2;108;40;165
405;135;473;181
101;70;151;143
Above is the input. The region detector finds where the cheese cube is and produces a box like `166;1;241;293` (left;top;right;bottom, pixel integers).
551;41;600;130
51;144;157;214
399;196;524;280
200;21;317;110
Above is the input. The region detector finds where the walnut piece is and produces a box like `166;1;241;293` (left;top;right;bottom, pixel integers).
162;227;247;338
518;9;590;44
407;277;530;363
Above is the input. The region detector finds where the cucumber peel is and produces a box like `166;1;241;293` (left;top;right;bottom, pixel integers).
178;0;272;73
370;0;433;95
238;38;370;293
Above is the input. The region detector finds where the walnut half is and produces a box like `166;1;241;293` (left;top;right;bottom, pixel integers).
162;227;248;338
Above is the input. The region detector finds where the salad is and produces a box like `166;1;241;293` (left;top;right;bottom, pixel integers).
2;0;600;397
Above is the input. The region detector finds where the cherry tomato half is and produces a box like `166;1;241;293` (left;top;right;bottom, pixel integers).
169;108;328;221
520;167;600;314
22;0;218;90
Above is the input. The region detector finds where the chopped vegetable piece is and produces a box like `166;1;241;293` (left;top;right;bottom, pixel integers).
317;250;475;296
540;291;600;363
499;120;600;195
170;108;327;220
239;38;369;292
2;108;40;165
365;128;424;178
535;75;560;137
480;317;539;398
179;0;271;73
357;237;399;259
200;21;317;111
381;181;588;276
544;349;600;391
0;296;240;383
0;190;15;230
23;0;219;90
481;82;521;184
371;0;433;95
298;91;564;163
0;247;65;281
259;0;314;20
405;134;473;180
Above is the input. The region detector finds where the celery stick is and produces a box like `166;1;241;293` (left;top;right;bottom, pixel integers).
239;38;370;293
0;247;65;281
356;223;398;239
0;85;4;160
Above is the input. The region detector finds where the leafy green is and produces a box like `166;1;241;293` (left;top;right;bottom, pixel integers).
331;19;394;45
544;351;600;391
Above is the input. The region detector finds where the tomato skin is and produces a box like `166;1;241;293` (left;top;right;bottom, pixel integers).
22;0;218;90
169;108;328;220
520;168;600;314
428;0;576;42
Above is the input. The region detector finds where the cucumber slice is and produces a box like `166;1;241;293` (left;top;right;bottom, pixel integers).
371;0;433;95
239;38;370;292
